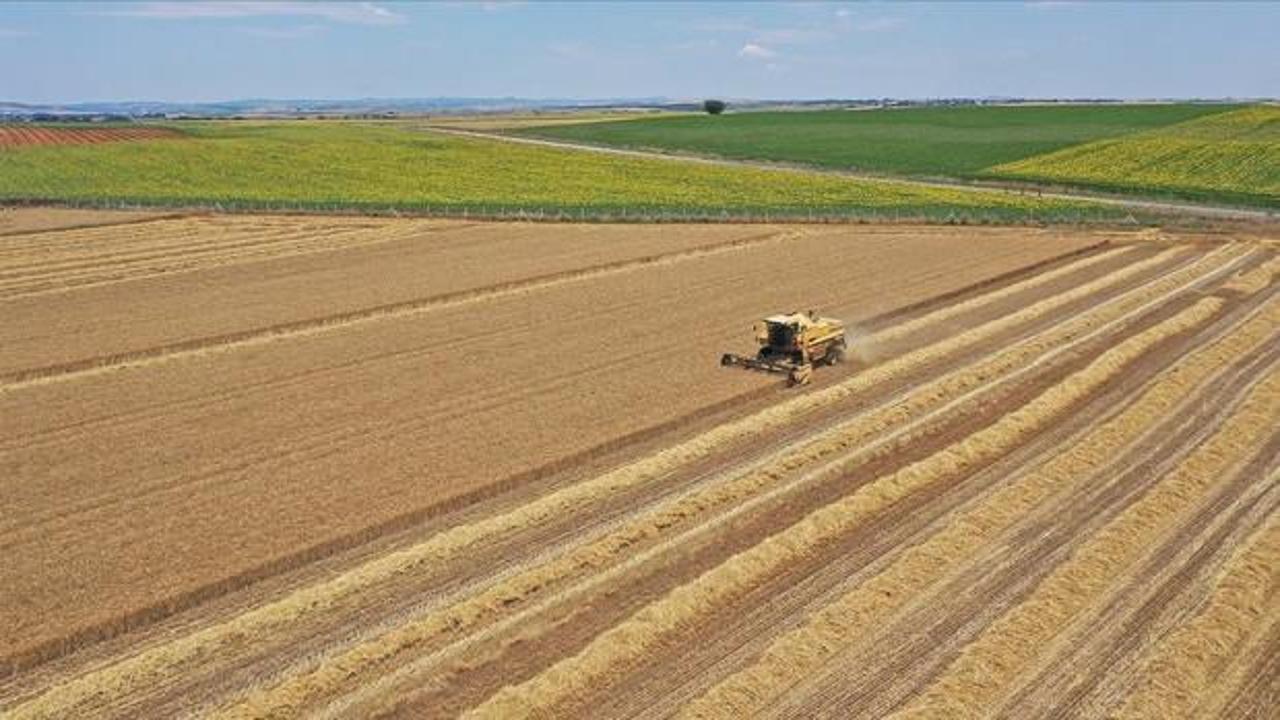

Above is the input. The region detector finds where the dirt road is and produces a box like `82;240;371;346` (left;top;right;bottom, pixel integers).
428;127;1278;222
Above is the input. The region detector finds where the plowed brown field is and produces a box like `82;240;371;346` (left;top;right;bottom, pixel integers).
0;207;168;236
1;213;1275;719
0;126;181;148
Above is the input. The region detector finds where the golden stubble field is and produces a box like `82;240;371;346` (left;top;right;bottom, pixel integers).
0;209;1276;718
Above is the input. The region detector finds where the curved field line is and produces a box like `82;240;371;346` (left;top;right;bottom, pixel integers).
1224;254;1280;294
257;247;1239;719
462;299;1226;718
0;221;465;298
893;352;1280;718
430;127;1276;221
0;228;798;391
0;223;331;276
679;295;1280;719
2;245;1186;718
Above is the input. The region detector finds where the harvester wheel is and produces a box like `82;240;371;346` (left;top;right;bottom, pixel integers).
789;365;814;386
825;345;846;365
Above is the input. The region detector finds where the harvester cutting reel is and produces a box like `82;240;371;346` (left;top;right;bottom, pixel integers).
719;352;820;386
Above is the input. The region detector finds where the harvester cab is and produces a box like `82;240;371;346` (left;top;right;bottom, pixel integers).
721;310;847;386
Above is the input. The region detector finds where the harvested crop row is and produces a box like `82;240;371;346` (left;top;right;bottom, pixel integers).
681;297;1280;718
342;247;1257;717
6;241;1174;719
0;221;791;379
219;241;1205;719
0;226;800;388
8;225;1097;678
871;245;1132;345
0;207;168;236
463;299;1225;718
0;218;483;300
1110;504;1279;719
892;345;1279;718
0;221;378;276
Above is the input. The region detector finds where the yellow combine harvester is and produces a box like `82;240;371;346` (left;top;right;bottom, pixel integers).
720;310;847;386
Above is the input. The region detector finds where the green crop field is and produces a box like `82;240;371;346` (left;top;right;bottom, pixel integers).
0;121;1110;222
515;104;1236;178
986;106;1280;207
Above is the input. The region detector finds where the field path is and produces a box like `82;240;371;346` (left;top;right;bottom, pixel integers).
427;127;1277;221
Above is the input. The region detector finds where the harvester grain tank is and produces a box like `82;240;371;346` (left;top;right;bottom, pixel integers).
720;310;847;386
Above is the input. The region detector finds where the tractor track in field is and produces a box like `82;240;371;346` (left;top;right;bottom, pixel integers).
215;249;1254;712
1;236;1173;709
618;293;1280;720
1;212;1276;719
435;253;1264;717
769;336;1280;719
0;227;797;390
0;218;1104;679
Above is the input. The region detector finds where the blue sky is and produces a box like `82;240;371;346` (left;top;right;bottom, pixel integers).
1;1;1276;103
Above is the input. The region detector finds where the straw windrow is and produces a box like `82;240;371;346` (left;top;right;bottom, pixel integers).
681;298;1279;719
891;346;1279;718
1111;511;1280;720
8;246;1179;720
220;250;1227;719
463;299;1224;718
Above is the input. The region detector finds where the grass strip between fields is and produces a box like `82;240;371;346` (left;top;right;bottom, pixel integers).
681;295;1279;718
463;299;1226;717
891;335;1280;718
225;249;1237;718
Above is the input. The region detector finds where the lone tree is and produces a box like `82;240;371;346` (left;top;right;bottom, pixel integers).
703;99;726;115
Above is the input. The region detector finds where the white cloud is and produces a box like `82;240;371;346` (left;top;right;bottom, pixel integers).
738;43;777;60
109;2;405;26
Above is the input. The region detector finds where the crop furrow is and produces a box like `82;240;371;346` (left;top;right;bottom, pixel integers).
678;294;1278;719
461;298;1225;719
1100;479;1278;719
890;351;1280;718
297;248;1254;719
4;241;1194;716
0;228;797;391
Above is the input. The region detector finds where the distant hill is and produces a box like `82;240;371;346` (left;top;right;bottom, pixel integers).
0;97;676;120
2;96;1261;122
